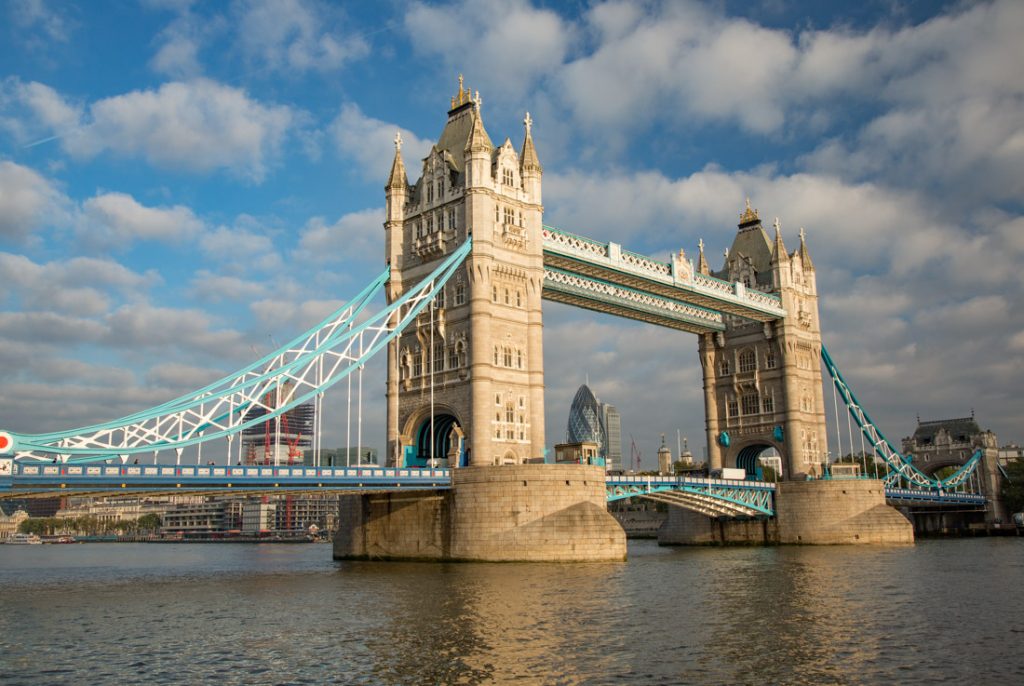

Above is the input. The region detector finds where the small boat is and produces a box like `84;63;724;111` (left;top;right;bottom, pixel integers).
5;533;43;544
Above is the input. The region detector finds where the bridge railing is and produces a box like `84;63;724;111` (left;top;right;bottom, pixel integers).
541;225;784;315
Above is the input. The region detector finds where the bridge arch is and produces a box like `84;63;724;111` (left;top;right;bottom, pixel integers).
730;441;783;480
403;407;466;468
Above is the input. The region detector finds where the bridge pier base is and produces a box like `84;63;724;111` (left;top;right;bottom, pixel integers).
333;464;626;562
659;479;913;546
775;480;913;544
658;509;774;545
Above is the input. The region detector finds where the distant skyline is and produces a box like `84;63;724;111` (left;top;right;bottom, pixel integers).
1;1;1021;468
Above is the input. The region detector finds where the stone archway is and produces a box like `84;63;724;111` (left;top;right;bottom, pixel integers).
406;411;466;468
732;442;783;480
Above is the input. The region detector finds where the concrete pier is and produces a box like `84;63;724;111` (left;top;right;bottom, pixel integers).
333;464;627;562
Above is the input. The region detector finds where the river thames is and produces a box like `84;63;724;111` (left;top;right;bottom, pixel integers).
1;539;1021;685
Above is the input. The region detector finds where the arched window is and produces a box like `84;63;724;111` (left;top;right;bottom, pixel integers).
493;346;499;365
447;207;456;231
506;403;514;423
503;347;512;367
413;352;422;377
739;349;756;373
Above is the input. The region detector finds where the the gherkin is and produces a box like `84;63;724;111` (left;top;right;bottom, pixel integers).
567;384;621;470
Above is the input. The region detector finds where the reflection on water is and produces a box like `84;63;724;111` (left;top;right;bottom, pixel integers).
1;540;1022;684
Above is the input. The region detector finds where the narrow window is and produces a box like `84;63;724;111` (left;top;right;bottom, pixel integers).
727;399;738;418
454;282;465;305
720;358;731;376
739;350;756;373
763;395;774;414
516;291;522;307
742;393;759;416
765;349;776;369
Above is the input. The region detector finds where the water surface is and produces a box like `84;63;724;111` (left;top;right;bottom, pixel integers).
1;539;1022;684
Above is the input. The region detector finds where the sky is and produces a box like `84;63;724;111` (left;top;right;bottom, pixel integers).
1;0;1022;469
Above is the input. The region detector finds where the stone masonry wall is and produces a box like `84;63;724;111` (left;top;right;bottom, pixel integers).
775;479;913;544
658;507;776;545
334;464;627;562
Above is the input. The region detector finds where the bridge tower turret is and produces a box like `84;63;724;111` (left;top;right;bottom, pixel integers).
384;78;546;468
699;202;828;479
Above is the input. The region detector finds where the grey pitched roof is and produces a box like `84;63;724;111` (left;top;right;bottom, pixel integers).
912;417;982;444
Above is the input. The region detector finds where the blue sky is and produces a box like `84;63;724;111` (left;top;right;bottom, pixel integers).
1;0;1022;467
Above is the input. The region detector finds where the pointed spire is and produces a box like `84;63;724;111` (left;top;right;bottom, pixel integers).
386;130;408;191
464;100;492;154
520;111;542;174
798;227;814;270
697;238;709;274
770;217;788;264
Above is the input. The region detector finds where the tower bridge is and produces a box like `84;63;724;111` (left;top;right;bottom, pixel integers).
0;79;996;558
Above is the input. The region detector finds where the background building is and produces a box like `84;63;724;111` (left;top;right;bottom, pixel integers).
566;383;622;470
241;382;315;465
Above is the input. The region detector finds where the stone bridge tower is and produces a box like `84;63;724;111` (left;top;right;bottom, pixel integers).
384;80;545;468
699;202;828;480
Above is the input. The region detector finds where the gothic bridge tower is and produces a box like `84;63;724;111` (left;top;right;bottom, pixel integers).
384;79;545;468
698;202;828;479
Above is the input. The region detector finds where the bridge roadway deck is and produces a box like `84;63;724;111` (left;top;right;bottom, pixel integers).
541;225;786;324
0;463;986;512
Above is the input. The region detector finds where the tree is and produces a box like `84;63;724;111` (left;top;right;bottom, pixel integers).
1001;459;1024;514
137;513;162;531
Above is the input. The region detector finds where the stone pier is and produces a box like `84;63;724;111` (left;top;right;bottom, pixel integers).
659;479;913;546
333;464;627;562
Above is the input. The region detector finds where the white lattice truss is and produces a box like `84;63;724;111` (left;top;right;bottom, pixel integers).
606;478;775;518
543;267;725;333
4;241;472;463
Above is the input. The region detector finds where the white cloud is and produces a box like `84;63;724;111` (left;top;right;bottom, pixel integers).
0;252;158;315
199;221;282;272
330;104;432;181
9;0;70;44
294;207;383;265
0;160;68;239
404;0;572;101
235;0;369;73
189;271;267;302
82;192;204;247
58;79;294;182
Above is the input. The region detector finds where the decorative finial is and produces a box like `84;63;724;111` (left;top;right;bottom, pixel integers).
474;90;482;111
394;131;402;153
698;238;704;253
724;247;729;259
524;111;533;136
773;217;781;234
739;198;760;225
799;227;806;242
458;73;464;94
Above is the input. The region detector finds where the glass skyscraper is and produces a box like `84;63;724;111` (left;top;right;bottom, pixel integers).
567;384;622;471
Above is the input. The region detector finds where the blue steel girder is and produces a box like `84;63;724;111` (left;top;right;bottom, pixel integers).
606;477;775;518
543;267;725;334
541;225;786;323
